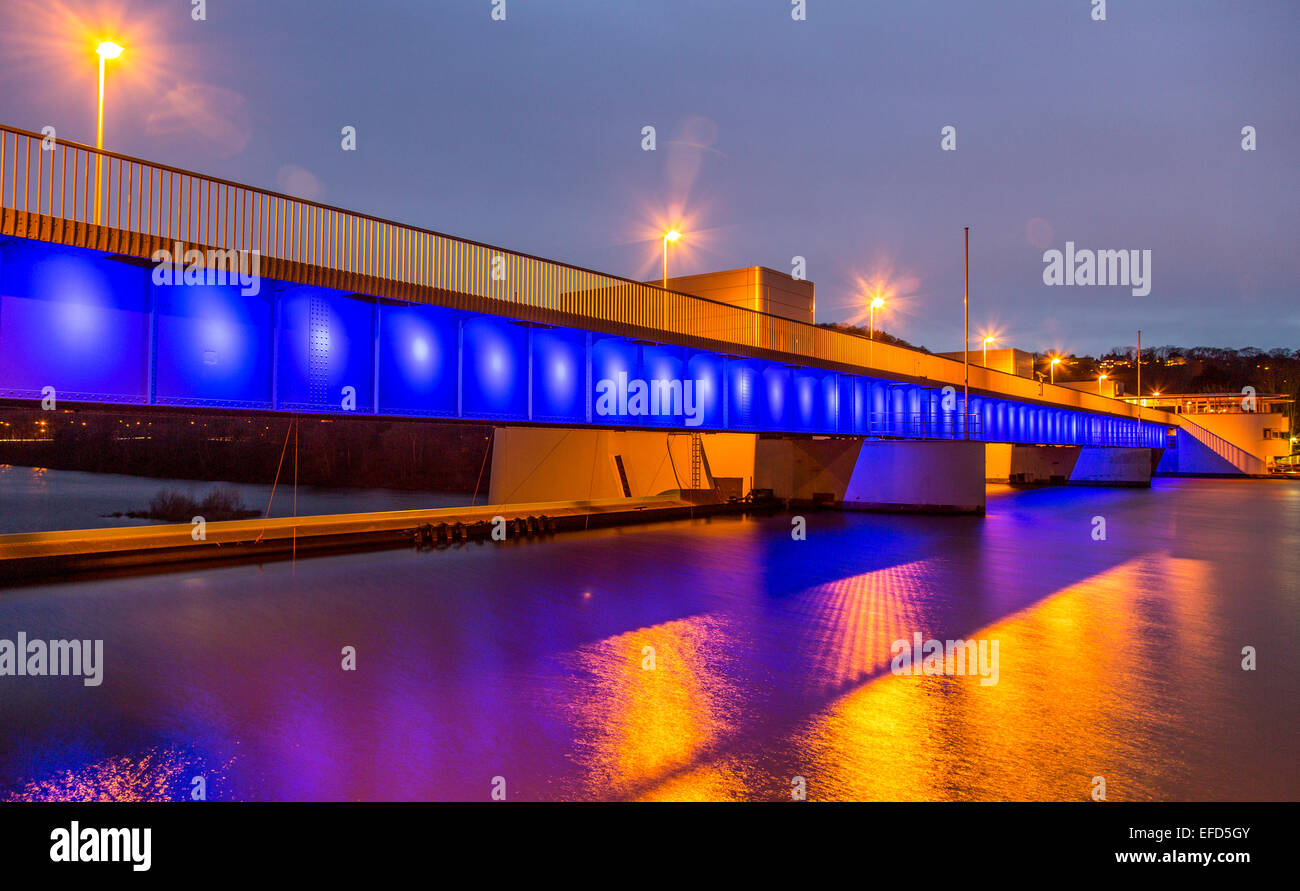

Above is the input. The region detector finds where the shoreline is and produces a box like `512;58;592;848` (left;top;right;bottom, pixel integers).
0;493;756;586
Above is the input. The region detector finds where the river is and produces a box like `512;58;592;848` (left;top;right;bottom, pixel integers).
0;475;1296;801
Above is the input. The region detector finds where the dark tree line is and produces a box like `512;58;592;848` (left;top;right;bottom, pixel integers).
1082;346;1299;401
815;321;931;353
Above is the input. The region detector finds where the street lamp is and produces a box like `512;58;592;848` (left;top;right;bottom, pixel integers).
982;334;995;366
1049;355;1061;384
661;229;681;289
95;40;124;225
1098;373;1107;395
869;295;885;340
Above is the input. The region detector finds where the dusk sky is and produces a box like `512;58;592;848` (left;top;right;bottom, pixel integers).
1;0;1296;357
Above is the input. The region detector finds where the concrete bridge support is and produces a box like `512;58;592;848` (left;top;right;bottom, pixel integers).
1068;447;1163;487
487;430;1155;506
486;427;756;504
754;438;986;514
986;444;1163;487
985;444;1082;484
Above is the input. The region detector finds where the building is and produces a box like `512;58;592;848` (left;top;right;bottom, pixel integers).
1126;392;1295;474
1059;378;1125;398
935;347;1034;379
659;266;815;324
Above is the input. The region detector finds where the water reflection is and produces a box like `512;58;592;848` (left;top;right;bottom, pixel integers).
4;745;235;802
563;615;745;800
786;560;933;695
0;479;1295;801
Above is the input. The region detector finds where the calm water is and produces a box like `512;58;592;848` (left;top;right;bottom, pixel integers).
0;478;1296;801
0;464;469;534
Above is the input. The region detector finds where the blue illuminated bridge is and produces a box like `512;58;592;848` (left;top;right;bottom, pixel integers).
0;124;1171;448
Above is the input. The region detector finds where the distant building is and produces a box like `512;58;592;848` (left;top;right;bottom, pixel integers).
936;347;1034;379
659;266;815;325
1059;378;1125;398
1128;392;1295;474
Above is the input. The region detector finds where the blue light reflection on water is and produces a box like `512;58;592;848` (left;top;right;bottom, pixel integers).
0;478;1296;801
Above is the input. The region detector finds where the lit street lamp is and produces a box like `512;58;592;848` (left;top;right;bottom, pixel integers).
1049;355;1061;384
1098;373;1107;395
95;40;124;225
982;334;995;366
661;229;681;289
869;295;885;340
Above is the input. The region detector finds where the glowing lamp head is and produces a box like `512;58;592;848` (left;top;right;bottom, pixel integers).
983;335;995;345
1099;373;1107;380
664;230;681;242
1050;357;1061;366
870;296;885;309
97;41;124;60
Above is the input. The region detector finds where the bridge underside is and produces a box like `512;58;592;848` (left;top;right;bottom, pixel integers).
489;428;1164;513
985;443;1163;487
0;237;1174;452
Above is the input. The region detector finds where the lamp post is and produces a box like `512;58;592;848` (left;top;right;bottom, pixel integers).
982;334;994;366
963;226;969;439
1099;373;1107;395
869;296;884;340
1136;329;1142;444
661;229;680;289
1049;356;1061;384
95;40;124;225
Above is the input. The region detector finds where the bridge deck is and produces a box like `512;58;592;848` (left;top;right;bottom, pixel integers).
0;123;1165;425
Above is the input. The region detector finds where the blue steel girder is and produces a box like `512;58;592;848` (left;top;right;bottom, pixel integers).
0;236;1173;447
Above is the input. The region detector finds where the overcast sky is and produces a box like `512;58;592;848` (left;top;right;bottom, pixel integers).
1;0;1296;356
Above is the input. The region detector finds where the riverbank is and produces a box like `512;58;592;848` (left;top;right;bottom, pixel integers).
0;493;749;583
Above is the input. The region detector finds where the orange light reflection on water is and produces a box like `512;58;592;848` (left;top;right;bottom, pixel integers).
795;552;1218;801
566;551;1236;801
563;614;747;801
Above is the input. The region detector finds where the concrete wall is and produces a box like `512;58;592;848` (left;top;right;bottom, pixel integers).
1158;428;1250;475
697;432;758;496
1188;411;1287;452
488;427;756;504
1069;447;1160;487
985;443;1082;483
754;437;986;513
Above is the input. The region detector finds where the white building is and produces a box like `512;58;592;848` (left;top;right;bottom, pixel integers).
1129;392;1295;475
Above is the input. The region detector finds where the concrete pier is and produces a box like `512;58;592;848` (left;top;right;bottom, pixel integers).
755;437;986;514
490;429;988;514
487;427;755;503
985;444;1082;484
1068;446;1163;487
985;443;1162;488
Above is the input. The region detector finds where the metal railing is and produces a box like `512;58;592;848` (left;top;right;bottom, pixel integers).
0;123;789;342
862;412;983;440
0;122;1166;429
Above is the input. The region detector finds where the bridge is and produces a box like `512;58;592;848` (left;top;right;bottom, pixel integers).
0;124;1174;511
